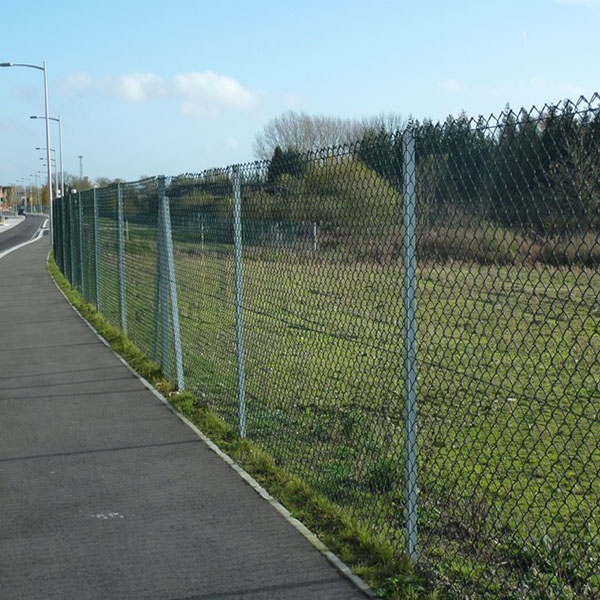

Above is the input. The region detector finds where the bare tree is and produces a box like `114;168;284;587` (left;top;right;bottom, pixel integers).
254;110;405;160
360;112;406;135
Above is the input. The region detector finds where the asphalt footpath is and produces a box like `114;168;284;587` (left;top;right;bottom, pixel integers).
0;236;369;600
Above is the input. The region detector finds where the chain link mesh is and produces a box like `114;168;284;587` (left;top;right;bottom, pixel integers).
52;95;600;598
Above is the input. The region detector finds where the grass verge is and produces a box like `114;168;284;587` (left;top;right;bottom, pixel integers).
47;253;439;600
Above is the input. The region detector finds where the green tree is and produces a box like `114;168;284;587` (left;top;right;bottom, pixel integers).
266;146;307;185
357;128;403;188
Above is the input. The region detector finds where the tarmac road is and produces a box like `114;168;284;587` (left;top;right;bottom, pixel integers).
0;214;47;254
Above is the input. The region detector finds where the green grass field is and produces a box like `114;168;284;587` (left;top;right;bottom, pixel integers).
86;224;599;598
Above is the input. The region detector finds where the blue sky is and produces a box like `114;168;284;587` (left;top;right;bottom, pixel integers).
1;0;599;185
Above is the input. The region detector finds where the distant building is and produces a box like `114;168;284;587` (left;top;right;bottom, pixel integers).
0;186;13;206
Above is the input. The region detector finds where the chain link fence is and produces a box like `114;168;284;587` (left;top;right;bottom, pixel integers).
52;95;600;598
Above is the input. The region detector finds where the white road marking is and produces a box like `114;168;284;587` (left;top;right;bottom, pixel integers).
91;512;125;520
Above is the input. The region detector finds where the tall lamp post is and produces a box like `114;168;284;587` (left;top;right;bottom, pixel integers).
0;61;53;242
32;115;63;199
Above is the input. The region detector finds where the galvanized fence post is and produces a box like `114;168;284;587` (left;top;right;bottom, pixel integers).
153;178;185;389
152;182;163;363
116;183;128;335
232;167;247;438
78;192;85;300
158;181;170;377
93;188;101;311
151;231;162;364
402;128;418;563
160;177;184;390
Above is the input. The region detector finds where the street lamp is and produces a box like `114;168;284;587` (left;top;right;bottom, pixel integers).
1;61;53;242
31;115;63;198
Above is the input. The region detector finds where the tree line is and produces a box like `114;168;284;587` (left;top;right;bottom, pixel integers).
260;102;600;237
83;100;600;265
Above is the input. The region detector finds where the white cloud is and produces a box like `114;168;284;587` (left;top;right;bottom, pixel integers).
436;78;465;93
173;71;256;108
109;73;168;102
59;70;257;117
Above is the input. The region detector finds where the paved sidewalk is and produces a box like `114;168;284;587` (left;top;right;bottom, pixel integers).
0;238;368;600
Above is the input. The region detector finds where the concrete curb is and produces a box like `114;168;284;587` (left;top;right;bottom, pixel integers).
46;252;375;599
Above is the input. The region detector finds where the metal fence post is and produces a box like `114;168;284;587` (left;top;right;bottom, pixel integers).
153;178;184;389
402;129;418;563
93;188;101;311
78;192;85;299
160;188;170;379
232;167;247;438
116;184;128;335
151;230;162;363
151;183;163;363
159;177;184;390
